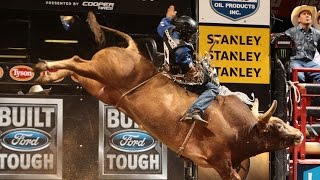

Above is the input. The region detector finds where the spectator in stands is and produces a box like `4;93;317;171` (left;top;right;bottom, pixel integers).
157;5;219;125
285;5;320;82
312;10;320;64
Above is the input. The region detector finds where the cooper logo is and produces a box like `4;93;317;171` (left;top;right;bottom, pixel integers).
82;1;114;10
9;65;34;81
0;67;3;79
109;129;156;152
0;128;52;152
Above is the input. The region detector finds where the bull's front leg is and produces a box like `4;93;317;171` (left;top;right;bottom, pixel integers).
215;165;241;180
33;56;87;72
210;156;241;180
35;69;74;84
215;166;241;180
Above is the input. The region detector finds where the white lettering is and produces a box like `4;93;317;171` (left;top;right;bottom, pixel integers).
120;135;146;147
106;154;160;170
0;153;53;170
11;133;40;146
225;3;255;9
164;30;178;49
214;2;224;7
13;69;32;77
107;109;139;129
0;107;54;127
82;1;114;9
0;107;11;126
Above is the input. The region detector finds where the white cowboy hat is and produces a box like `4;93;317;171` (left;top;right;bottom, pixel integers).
291;5;316;26
27;85;51;95
313;11;320;30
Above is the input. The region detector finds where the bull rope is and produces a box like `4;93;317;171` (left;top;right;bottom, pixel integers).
176;38;218;157
115;72;161;108
177;121;196;157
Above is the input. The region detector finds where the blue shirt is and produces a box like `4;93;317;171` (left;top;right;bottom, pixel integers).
157;17;193;69
285;25;320;61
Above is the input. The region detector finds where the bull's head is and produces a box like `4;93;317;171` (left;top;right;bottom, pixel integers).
251;99;303;150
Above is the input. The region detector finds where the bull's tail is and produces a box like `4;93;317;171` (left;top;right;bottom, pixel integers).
87;11;106;49
100;25;139;53
87;11;138;53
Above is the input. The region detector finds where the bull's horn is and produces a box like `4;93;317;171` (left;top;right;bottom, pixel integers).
258;100;277;123
251;98;259;118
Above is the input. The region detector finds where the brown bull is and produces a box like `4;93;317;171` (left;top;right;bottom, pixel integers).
33;12;303;180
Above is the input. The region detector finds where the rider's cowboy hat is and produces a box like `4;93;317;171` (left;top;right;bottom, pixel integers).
313;10;320;30
291;5;316;26
27;85;51;95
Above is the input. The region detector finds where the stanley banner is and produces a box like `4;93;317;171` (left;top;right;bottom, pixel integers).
199;25;270;84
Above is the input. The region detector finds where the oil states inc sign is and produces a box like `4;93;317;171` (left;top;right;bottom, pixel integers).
0;98;63;179
199;0;270;26
210;0;259;21
99;103;167;179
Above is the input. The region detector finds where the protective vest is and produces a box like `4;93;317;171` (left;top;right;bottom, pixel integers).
163;27;194;74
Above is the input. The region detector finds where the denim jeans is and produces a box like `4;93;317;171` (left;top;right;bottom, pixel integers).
290;59;320;82
188;82;219;114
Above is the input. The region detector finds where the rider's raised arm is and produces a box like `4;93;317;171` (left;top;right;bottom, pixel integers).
157;5;177;38
157;17;174;38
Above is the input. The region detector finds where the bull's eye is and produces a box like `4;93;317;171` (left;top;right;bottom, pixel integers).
276;124;282;130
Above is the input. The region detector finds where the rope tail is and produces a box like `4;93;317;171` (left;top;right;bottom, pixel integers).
87;11;138;53
87;11;106;49
100;25;139;53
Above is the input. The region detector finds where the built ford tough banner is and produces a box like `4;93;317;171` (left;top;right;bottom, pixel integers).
0;98;63;179
99;102;167;179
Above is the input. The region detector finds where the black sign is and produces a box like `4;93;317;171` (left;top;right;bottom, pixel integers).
0;0;192;16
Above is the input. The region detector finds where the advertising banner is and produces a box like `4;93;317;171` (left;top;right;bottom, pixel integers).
0;98;63;179
99;103;167;179
199;0;270;26
199;25;270;84
0;0;192;16
0;63;78;85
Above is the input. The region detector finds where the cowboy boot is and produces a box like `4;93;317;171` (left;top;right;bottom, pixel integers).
183;110;208;126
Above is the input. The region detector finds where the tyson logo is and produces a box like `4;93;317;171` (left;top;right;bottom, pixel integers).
0;128;52;152
9;65;34;81
109;129;157;152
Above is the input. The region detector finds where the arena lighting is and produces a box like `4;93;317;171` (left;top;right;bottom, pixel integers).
0;55;27;58
60;15;74;31
7;48;27;50
44;40;78;44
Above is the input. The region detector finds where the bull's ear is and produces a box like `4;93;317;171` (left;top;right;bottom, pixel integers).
251;98;259;119
258;100;277;123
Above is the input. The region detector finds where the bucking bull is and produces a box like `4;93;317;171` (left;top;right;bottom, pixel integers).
33;12;303;180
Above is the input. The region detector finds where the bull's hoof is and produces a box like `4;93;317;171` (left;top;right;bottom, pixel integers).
34;76;46;84
33;60;48;72
34;74;51;84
